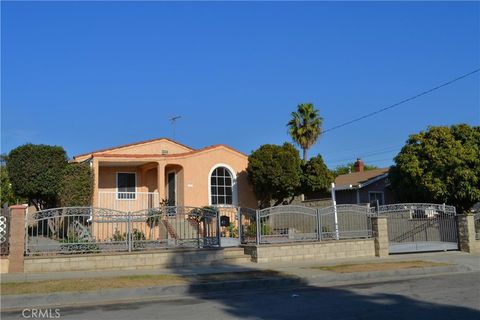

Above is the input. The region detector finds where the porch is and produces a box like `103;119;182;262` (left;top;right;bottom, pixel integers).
94;160;183;211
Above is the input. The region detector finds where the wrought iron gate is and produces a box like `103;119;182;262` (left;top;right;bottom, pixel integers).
0;207;10;256
378;203;458;254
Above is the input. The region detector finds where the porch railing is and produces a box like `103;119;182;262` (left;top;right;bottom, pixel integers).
98;192;160;212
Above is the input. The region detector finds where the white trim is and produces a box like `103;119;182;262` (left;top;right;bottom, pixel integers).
208;163;238;207
166;170;177;206
368;191;385;206
359;173;389;189
332;173;389;191
333;184;354;191
116;172;137;200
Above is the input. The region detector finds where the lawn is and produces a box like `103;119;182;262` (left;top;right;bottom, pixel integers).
1;270;284;295
311;260;450;273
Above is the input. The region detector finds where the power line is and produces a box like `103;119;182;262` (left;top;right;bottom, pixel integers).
322;68;480;135
326;145;402;162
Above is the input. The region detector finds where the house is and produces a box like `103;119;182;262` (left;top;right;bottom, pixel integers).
73;138;257;211
333;159;395;206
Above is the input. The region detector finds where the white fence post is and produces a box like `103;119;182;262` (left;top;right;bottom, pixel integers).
331;183;340;240
255;210;260;245
316;208;321;241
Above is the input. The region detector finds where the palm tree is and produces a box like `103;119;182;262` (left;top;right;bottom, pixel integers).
287;103;323;161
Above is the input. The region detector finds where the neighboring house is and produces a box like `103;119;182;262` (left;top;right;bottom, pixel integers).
73;138;257;211
471;202;480;213
333;159;395;206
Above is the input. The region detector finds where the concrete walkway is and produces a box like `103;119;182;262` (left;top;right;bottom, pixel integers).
1;251;478;284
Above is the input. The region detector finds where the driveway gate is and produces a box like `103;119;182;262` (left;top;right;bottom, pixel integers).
378;203;458;254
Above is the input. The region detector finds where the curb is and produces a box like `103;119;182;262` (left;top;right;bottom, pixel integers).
0;265;474;312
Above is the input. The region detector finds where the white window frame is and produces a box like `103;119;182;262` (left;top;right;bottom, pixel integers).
368;191;384;206
116;172;137;200
208;164;238;207
166;170;177;206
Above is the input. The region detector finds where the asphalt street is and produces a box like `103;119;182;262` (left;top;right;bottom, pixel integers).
3;272;479;320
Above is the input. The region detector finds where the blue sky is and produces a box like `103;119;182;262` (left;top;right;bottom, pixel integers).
2;1;479;169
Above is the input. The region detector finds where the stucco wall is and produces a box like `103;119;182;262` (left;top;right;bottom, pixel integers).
177;148;256;208
105;140;191;155
94;146;257;209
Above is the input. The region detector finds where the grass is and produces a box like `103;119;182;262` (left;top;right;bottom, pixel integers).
311;260;450;273
0;270;284;296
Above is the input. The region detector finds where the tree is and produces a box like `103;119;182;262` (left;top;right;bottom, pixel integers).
389;124;480;213
1;155;25;206
302;155;334;196
287;103;323;161
57;162;93;207
7;144;68;210
333;163;378;176
247;143;302;207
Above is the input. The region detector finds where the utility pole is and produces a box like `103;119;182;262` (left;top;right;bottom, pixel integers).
170;116;182;140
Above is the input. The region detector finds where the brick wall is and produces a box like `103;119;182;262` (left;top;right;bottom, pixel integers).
457;215;480;254
24;248;224;273
248;239;375;263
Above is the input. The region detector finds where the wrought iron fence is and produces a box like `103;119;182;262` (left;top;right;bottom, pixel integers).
25;206;220;256
377;203;458;253
256;205;372;244
318;205;373;240
376;203;456;216
23;203;460;253
0;207;10;256
474;213;480;240
239;207;257;244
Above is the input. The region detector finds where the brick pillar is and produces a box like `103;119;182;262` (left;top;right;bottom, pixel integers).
457;215;479;254
8;204;27;273
371;216;389;257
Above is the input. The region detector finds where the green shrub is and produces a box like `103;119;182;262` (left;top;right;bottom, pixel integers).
111;229;126;242
225;223;238;238
245;222;273;237
59;229;99;253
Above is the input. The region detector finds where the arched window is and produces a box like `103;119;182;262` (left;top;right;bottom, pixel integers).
210;166;233;205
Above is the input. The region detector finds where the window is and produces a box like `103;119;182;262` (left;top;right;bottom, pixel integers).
117;173;136;199
369;191;384;206
210;167;233;205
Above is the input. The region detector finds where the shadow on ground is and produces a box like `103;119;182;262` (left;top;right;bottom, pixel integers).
111;248;480;319
179;255;479;320
3;248;479;320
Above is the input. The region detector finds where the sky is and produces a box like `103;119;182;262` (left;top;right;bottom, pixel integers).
1;1;479;169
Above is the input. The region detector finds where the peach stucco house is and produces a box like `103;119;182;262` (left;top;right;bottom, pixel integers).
73;138;257;212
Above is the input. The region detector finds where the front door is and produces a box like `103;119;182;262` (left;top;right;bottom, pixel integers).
167;172;176;206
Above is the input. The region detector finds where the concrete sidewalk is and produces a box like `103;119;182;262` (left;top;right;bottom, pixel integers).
1;251;479;312
1;251;478;284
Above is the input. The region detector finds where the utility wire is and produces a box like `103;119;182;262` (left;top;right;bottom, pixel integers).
322;68;480;134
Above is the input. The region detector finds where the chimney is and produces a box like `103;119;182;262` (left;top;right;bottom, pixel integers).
354;158;364;172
